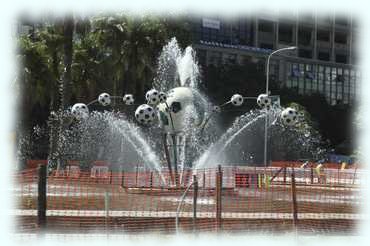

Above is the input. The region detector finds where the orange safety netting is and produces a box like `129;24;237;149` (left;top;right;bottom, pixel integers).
13;166;362;234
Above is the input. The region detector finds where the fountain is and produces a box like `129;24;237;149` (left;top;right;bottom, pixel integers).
58;37;325;186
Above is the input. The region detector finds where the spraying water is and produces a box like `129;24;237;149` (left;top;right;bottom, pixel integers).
154;37;199;91
20;37;326;183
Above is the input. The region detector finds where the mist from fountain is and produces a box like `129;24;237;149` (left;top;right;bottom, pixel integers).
177;46;200;88
24;37;326;180
194;109;267;170
60;111;165;181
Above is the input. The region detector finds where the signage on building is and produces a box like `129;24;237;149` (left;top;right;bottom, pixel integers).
202;18;220;29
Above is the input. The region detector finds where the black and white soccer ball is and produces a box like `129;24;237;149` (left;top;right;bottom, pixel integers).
135;104;156;125
158;92;167;103
230;94;244;106
145;89;160;105
281;107;298;126
71;103;89;119
257;94;271;109
157;87;206;133
212;105;221;113
122;94;134;105
98;93;111;106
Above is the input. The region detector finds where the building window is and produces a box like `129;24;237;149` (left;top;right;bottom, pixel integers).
286;63;292;88
279;24;293;44
208;51;222;66
318;51;330;61
258;20;274;32
336;54;347;64
330;68;338;105
290;63;299;90
320;17;333;25
311;65;318;92
197;49;207;66
298;49;313;59
304;64;314;94
324;67;332;104
223;53;237;64
335;17;348;26
298;64;305;94
260;43;274;49
298;28;312;46
298;13;314;22
343;69;350;104
317;30;330;42
335;32;347;44
318;65;325;93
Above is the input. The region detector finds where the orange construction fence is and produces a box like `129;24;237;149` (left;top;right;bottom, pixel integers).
13;166;362;235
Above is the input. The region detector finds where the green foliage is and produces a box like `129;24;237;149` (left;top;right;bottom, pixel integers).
279;87;354;154
17;14;192;130
271;102;327;161
17;30;63;128
201;60;266;128
201;60;354;154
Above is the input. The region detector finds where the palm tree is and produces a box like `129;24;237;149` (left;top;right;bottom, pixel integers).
17;13;192;169
90;14;179;99
55;15;74;171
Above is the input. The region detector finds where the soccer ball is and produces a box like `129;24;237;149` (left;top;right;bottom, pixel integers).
281;107;298;126
122;94;134;105
145;89;160;105
230;94;244;106
98;93;111;106
157;87;206;133
212;105;221;113
257;94;271;109
135;104;156;125
158;92;167;103
71;103;89;119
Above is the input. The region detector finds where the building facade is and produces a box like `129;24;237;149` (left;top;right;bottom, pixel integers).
190;13;359;106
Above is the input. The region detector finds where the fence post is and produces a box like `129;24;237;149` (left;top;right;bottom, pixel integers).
120;167;125;188
291;168;298;231
283;166;287;184
150;172;153;188
310;166;314;184
337;166;340;185
193;174;198;233
37;164;47;234
105;191;110;233
352;164;358;185
215;165;222;232
135;163;139;187
203;170;206;189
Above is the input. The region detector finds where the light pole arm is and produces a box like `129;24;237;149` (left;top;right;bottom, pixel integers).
265;47;296;95
264;46;296;167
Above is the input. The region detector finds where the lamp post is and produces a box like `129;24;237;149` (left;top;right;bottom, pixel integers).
264;46;297;167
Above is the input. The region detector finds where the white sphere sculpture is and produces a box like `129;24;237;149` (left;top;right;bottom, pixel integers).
157;87;205;133
257;94;271;109
212;105;221;113
281;107;298;126
158;92;167;103
230;94;244;106
135;104;156;125
71;103;89;119
122;94;135;105
145;89;160;105
98;93;111;106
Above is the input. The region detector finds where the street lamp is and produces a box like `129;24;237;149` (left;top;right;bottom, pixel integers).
264;46;297;167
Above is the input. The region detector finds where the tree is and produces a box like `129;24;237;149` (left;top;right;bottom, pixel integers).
16;13;192;167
